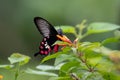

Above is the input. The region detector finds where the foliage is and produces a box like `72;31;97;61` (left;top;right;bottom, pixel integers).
26;21;120;80
1;21;120;80
0;53;30;80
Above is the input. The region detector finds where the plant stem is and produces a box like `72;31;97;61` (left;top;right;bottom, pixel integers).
15;63;20;80
78;52;95;72
79;32;89;41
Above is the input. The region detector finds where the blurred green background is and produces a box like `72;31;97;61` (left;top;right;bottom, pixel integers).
0;0;120;80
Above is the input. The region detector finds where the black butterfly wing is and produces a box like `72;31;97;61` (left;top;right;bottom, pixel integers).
34;17;58;37
34;17;58;55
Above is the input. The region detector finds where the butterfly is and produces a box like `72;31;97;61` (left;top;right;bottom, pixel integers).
34;17;72;56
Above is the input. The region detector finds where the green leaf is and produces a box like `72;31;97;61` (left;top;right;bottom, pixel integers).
82;72;104;80
55;54;70;66
25;68;58;77
81;72;92;80
55;26;76;34
100;72;120;80
54;63;65;70
56;77;70;80
8;53;31;65
0;64;14;69
53;41;70;46
41;52;62;63
87;22;120;34
48;77;58;80
88;57;102;66
41;47;71;63
97;58;114;72
93;46;112;55
36;65;55;71
114;30;120;39
101;37;119;45
60;61;80;76
62;47;71;52
79;42;101;52
54;54;78;66
36;63;65;71
49;76;70;80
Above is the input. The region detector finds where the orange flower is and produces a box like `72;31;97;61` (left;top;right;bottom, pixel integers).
0;75;3;80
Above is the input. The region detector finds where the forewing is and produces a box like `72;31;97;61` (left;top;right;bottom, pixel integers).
34;17;58;37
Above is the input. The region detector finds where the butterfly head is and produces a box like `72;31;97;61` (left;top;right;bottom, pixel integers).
57;29;72;43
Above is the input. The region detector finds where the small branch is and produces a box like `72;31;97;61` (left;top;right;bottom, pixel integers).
15;63;20;80
70;73;80;80
78;52;95;73
79;32;89;41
